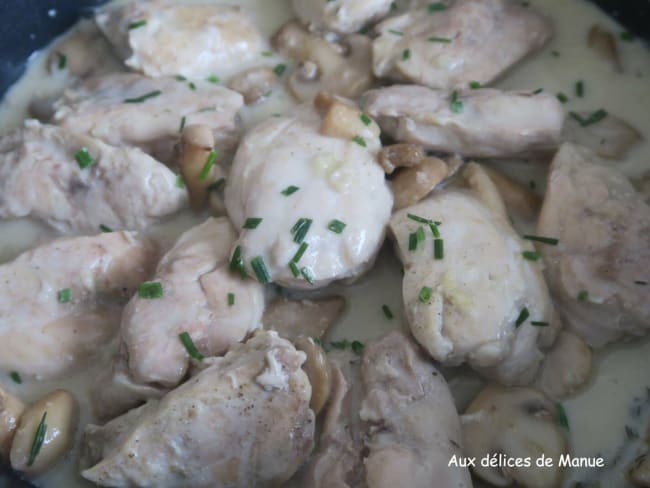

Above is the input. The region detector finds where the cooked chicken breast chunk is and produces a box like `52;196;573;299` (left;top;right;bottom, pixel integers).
360;332;471;488
537;143;650;347
362;85;565;158
372;0;552;88
52;73;243;163
0;121;186;233
292;0;393;34
0;232;157;379
81;331;315;488
225;105;392;289
389;176;559;385
95;0;265;79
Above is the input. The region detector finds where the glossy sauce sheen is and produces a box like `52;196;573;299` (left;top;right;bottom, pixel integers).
0;0;648;487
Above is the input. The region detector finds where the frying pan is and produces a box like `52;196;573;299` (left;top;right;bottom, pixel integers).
0;0;648;486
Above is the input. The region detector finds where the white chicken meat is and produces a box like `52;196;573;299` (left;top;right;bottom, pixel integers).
291;0;393;34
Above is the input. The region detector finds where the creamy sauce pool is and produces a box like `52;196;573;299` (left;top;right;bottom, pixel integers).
0;0;649;487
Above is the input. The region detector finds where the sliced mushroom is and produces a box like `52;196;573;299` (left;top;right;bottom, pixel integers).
563;111;643;160
263;296;346;341
378;143;426;174
392;156;449;209
588;25;622;72
462;162;509;219
462;385;569;488
481;165;542;221
538;331;592;399
315;92;381;152
228;67;276;105
179;124;224;211
294;335;332;415
10;390;79;478
0;386;25;460
273;21;373;102
630;453;650;487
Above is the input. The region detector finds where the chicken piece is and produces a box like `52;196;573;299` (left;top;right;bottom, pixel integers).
95;0;265;79
118;218;265;391
0;120;186;233
372;0;552;88
537;330;592;399
389;171;560;385
292;0;393;34
361;85;565;158
299;349;365;487
81;331;315;488
263;296;346;340
47;19;123;79
360;332;471;488
225;105;392;289
563;111;643;160
52;73;243;164
0;232;157;379
537;143;650;347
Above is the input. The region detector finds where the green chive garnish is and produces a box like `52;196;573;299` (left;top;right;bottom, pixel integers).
227;293;235;306
382;304;394;319
10;371;21;384
199;150;217;181
300;266;314;284
515;307;530;327
557;93;568;104
330;339;350;350
57;52;67;70
469;81;481;89
523;235;559;245
175;75;187;81
569;110;608;127
57;288;72;303
351;341;364;354
243;217;263;229
556;402;570;430
522;251;542;261
206;75;220;84
261;50;273;57
229;245;247;278
531;321;549;327
360;113;372;126
291;218;313;244
419;286;433;303
577;290;589;302
138;281;163;299
575;80;584;98
207;178;225;192
178;332;204;361
251;256;271;283
434;238;444;260
128;20;147;30
281;185;299;196
292;242;309;263
124;90;161;103
450;90;463;113
273;64;287;76
99;224;112;233
179;115;186;132
388;29;403;36
532;88;544;95
402;48;411;60
428;37;452;43
27;412;47;467
407;214;440;225
175;175;185;188
289;261;300;277
352;135;367;147
75;147;95;169
620;31;635;42
327;219;346;234
428;2;447;12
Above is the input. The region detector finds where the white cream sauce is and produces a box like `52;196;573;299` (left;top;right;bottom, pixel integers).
0;0;649;487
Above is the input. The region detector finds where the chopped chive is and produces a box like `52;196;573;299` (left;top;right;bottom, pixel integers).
273;64;287;76
27;412;47;467
522;251;542;261
388;29;403;36
227;292;235;306
408;232;418;251
175;75;187;81
515;307;530;327
261;50;273;57
207;178;225;192
198;106;216;113
57;288;72;304
469;81;481;89
531;321;549;327
206;75;220;84
292;242;309;263
351;341;364;354
330;339;350;350
124;90;161;103
428;2;447;12
138;281;163;299
523;235;559;245
313;337;325;348
74;147;95;169
620;31;635;42
178;332;204;361
10;371;22;384
556;92;568;103
229;245;247;278
281;185;299;196
575;80;584;98
429;222;440;238
175;175;185;188
199;150;217;181
300;266;314;284
327;219;346;234
635;281;648;285
243;217;263;229
551;50;560;57
407;214;441;225
188;82;196;91
99;224;112;233
402;48;411;60
569;109;608;127
556;402;570;430
360;113;372;126
529;180;536;190
450;90;463;113
419;286;433;303
416;226;426;244
251;256;271;284
382;304;394;319
532;88;544;95
179;115;186;132
577;290;589;302
428;37;452;43
434;238;444;260
352;135;367;147
291;218;313;244
128;19;147;30
289;261;300;277
57;52;67;70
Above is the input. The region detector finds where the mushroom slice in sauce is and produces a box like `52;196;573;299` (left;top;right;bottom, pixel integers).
537;330;592;399
263;296;346;340
228;66;277;105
